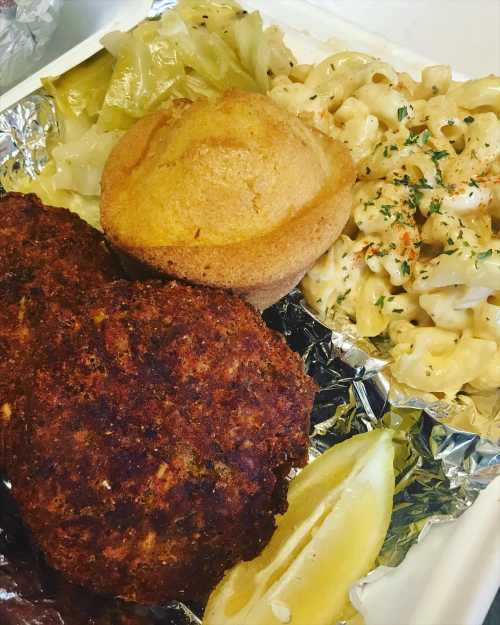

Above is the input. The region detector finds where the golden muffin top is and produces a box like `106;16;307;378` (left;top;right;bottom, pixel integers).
101;91;336;248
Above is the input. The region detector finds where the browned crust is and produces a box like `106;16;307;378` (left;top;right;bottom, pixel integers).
9;280;316;604
101;98;356;309
0;192;122;473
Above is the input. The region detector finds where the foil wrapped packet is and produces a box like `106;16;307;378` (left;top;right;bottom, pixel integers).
0;0;65;94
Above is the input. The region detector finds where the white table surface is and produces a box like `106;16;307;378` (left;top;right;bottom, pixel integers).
307;0;500;78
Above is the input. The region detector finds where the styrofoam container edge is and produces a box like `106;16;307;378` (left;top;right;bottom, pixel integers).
0;0;152;114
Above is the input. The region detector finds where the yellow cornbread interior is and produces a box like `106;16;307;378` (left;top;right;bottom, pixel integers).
103;91;332;247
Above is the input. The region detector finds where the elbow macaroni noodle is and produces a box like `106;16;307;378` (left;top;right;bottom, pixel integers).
294;53;500;407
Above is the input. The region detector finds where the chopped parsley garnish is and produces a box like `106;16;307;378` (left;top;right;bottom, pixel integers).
430;152;447;186
408;187;423;210
309;94;318;100
404;132;419;145
416;177;433;189
393;308;404;313
421;129;431;144
463;115;475;124
375;295;385;309
336;289;351;305
447;238;454;246
468;178;479;188
390;144;398;151
431;150;449;162
365;166;371;175
442;249;457;255
447;119;455;126
428;199;442;214
397;106;408;122
383;145;389;157
401;260;411;275
477;249;493;261
380;204;394;218
395;211;407;225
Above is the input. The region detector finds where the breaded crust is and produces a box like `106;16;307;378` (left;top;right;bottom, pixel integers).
0;193;121;471
9;280;316;604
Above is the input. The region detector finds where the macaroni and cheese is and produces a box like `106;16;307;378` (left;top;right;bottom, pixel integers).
296;54;499;410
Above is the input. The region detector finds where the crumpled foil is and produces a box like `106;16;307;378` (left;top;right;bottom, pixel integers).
0;93;57;182
0;0;65;94
0;44;499;625
263;291;500;568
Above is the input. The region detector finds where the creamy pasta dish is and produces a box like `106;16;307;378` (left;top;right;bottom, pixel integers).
297;58;500;413
2;0;498;420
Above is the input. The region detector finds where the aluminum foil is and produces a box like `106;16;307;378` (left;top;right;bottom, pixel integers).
263;291;500;563
0;0;65;94
0;94;57;182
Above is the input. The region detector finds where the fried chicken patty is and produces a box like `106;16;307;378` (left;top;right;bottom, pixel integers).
0;193;121;470
8;280;316;604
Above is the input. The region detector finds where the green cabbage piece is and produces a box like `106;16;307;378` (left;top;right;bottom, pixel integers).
42;50;115;122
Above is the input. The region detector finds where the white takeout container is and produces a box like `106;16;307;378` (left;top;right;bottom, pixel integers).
0;0;495;622
0;0;152;113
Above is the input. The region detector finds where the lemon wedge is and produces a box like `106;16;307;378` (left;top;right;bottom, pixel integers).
203;429;395;625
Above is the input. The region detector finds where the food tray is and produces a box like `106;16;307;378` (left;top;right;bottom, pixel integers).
0;0;498;623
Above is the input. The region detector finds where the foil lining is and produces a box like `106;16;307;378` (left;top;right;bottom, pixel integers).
0;0;65;94
0;72;499;625
263;290;500;564
0;94;58;186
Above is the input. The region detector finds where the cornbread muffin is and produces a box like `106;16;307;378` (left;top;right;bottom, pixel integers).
101;91;355;308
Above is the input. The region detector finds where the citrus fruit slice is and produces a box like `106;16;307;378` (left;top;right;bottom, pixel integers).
204;429;395;625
